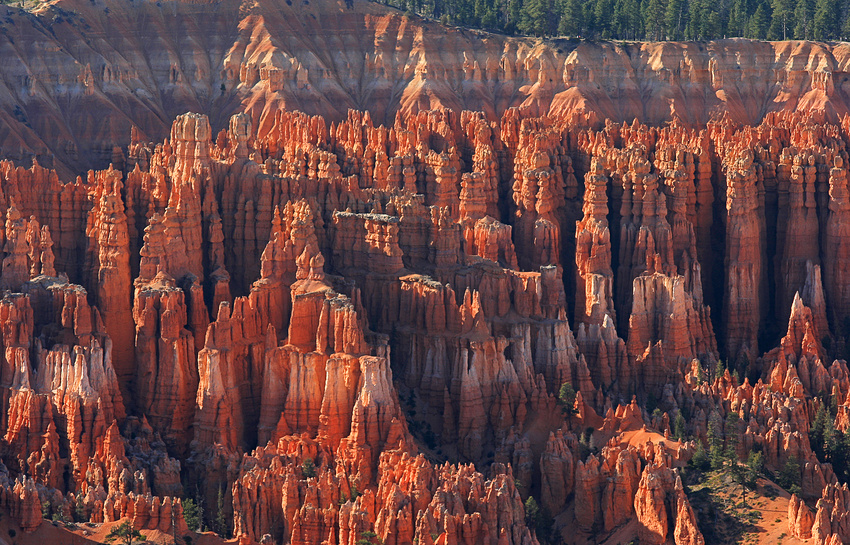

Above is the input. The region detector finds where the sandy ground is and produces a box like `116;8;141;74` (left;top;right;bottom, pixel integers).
0;513;233;545
688;473;810;545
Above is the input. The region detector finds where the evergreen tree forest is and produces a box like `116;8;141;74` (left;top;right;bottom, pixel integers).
381;0;850;41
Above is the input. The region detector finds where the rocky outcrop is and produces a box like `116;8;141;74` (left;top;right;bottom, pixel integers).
539;430;575;515
575;159;615;327
825;155;850;328
86;167;135;395
0;476;41;533
673;476;704;545
133;273;199;455
722;149;764;366
788;493;815;539
811;483;850;545
634;464;679;545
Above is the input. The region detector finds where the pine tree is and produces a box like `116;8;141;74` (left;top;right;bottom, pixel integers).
484;6;499;27
356;531;382;545
690;440;711;470
105;521;146;545
645;0;667;38
843;2;850;38
746;451;764;487
624;0;643;37
794;0;815;38
814;0;839;39
302;457;317;478
611;0;642;37
708;418;725;469
456;0;476;25
810;402;831;459
769;0;794;38
613;0;629;36
558;0;585;35
728;0;748;36
714;358;726;379
544;0;559;33
778;455;802;494
583;0;598;35
507;0;523;32
595;0;615;36
524;496;542;529
749;1;770;37
182;498;202;532
214;485;229;538
474;0;487;25
665;0;686;38
673;411;687;441
700;1;721;38
725;412;741;462
824;415;838;465
519;0;548;35
687;0;704;37
380;0;849;39
832;430;850;482
558;382;577;413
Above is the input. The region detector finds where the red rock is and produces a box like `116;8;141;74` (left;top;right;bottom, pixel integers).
810;483;850;545
86;167;135;396
171;113;212;185
4;39;850;545
673;476;704;545
575;158;615;327
788;493;814;539
2;205;30;291
465;216;518;269
628;272;716;391
539;429;575;515
634;463;675;545
612;149;674;327
722;149;764;365
602;446;642;532
778;152;821;321
825;155;850;329
0;476;42;533
574;454;602;532
133;273;198;454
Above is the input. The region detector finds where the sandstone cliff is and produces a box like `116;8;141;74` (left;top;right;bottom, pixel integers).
0;0;848;178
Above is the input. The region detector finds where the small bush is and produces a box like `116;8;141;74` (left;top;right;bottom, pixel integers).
524;496;540;529
302;458;317;479
777;456;802;492
356;530;382;545
558;382;576;414
182;498;202;532
690;441;710;471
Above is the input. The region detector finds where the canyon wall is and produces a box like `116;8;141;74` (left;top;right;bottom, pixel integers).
0;0;848;179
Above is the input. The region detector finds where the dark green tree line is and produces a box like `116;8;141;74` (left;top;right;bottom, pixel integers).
379;0;850;40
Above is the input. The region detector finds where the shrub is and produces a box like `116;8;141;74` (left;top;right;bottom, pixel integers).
182;498;202;532
302;457;317;479
105;520;146;544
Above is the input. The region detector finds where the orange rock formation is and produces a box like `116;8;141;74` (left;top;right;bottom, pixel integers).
0;3;850;544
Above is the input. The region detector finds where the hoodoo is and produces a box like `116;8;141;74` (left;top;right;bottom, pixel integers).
0;0;848;543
